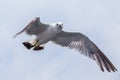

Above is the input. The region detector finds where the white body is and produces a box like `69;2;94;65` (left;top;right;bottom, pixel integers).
33;24;60;45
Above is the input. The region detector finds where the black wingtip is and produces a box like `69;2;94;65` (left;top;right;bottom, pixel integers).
97;49;117;72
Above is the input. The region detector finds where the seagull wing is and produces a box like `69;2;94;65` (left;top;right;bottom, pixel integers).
52;31;117;72
14;19;48;38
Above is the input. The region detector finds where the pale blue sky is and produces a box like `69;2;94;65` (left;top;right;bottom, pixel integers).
0;0;120;80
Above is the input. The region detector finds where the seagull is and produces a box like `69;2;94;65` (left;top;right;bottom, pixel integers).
14;17;117;72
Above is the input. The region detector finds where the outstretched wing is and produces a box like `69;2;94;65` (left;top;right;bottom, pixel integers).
52;31;117;72
14;18;48;38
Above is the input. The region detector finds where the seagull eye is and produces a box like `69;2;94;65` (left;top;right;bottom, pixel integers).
56;23;59;26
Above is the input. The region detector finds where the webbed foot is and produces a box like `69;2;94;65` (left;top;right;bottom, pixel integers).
33;46;44;51
22;42;34;49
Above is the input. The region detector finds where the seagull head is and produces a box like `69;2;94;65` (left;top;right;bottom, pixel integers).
55;22;63;30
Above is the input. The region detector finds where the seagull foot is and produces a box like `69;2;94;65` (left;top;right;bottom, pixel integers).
22;42;34;49
33;46;44;51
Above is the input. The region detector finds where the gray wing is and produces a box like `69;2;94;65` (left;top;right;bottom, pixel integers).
14;18;48;38
52;31;117;72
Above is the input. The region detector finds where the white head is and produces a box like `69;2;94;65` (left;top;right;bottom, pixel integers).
55;22;63;31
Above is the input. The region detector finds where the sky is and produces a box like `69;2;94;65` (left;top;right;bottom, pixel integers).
0;0;120;80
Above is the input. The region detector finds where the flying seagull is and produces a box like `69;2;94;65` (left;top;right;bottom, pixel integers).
14;17;117;72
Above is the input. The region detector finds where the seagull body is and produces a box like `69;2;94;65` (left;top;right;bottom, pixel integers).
14;17;117;72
